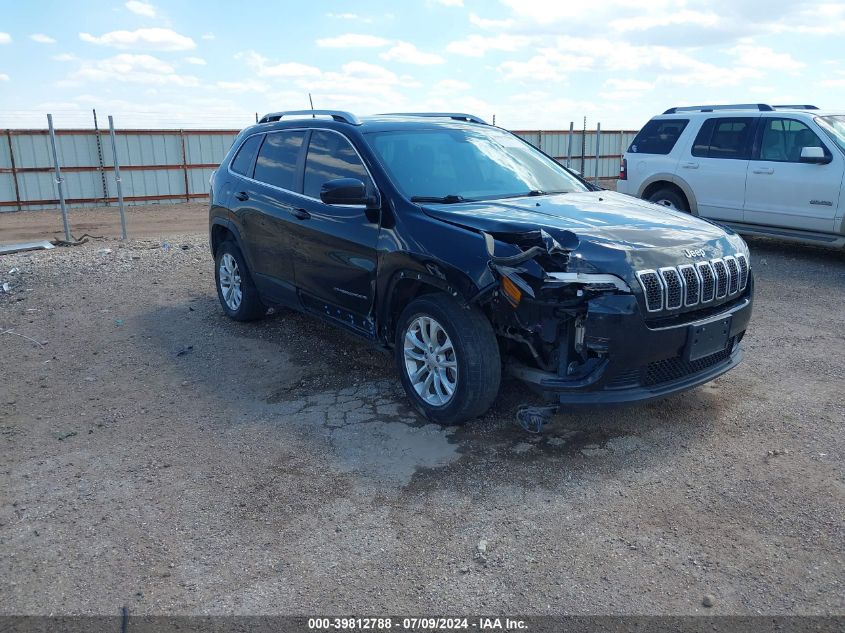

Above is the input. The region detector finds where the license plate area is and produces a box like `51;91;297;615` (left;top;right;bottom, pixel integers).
686;315;732;361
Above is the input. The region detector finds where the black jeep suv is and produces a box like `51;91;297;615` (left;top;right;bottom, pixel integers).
209;110;753;424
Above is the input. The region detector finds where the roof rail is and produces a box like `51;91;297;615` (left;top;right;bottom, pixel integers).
258;110;361;125
772;104;819;110
663;103;774;114
378;112;488;124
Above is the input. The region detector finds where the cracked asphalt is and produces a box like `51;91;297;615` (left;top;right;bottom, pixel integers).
0;226;843;616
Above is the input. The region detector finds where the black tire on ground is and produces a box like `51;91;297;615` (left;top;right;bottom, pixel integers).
214;240;266;322
647;187;689;212
395;292;501;425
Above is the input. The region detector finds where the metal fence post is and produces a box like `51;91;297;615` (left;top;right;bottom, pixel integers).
5;130;22;212
47;114;71;241
566;121;573;168
108;116;128;240
594;122;601;184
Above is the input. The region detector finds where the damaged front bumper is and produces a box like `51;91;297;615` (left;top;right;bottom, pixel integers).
507;289;752;405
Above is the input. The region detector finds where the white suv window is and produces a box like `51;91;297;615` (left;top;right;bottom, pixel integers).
692;117;754;160
759;118;829;162
628;119;688;154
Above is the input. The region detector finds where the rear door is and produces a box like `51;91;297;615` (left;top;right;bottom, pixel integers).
677;116;757;222
239;130;307;302
291;129;380;333
744;117;843;232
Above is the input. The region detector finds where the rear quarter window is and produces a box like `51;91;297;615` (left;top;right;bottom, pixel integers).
628;119;689;155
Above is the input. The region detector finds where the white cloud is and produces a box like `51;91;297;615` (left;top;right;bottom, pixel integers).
604;78;653;91
64;53;200;87
236;50;322;78
610;10;720;32
446;34;530;57
380;42;444;65
52;53;76;62
432;79;470;92
316;33;391;48
125;0;156;18
727;44;804;71
0;73;9;81
184;56;206;65
326;12;371;22
498;48;593;82
469;13;514;30
216;79;267;92
430;0;463;5
30;33;57;44
0;32;11;44
201;32;215;40
79;28;195;51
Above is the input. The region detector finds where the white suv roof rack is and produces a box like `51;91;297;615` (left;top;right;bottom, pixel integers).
662;103;820;115
258;110;361;125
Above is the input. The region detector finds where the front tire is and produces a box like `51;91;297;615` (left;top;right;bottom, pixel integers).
214;240;265;321
395;293;501;425
647;187;689;212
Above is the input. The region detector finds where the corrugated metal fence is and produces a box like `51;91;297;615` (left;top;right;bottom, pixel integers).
1;128;237;211
513;128;638;182
1;127;636;212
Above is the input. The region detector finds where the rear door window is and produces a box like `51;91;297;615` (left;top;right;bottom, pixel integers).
229;134;263;177
254;131;306;191
692;117;754;159
303;130;372;199
628;119;689;154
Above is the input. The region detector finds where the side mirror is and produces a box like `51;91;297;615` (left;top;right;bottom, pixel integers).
800;146;831;164
319;178;379;207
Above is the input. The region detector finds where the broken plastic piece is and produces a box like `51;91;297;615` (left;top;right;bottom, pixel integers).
0;240;56;255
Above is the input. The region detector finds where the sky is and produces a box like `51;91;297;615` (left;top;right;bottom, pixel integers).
1;0;844;131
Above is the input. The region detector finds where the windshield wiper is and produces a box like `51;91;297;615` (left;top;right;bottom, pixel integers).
410;194;467;204
483;190;570;201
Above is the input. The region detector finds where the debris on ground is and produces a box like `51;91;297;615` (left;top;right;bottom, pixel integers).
0;240;56;255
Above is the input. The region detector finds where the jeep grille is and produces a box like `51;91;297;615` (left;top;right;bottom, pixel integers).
637;254;749;313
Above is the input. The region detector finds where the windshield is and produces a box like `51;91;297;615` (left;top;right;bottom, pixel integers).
365;126;588;201
817;116;845;153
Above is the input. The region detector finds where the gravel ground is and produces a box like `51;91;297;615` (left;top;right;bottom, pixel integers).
0;231;843;616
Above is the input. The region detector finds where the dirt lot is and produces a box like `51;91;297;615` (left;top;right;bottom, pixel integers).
0;204;843;616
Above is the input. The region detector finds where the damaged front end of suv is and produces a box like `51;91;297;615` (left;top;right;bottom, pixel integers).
420;192;754;408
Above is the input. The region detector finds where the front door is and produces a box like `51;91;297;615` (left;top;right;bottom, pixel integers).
744;117;843;233
291;129;380;334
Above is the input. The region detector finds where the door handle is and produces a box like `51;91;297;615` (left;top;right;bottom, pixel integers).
681;162;699;169
234;191;249;201
290;208;311;220
752;167;774;175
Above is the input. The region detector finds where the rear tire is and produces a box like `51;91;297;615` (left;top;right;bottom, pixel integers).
214;240;265;321
395;293;501;425
647;187;689;212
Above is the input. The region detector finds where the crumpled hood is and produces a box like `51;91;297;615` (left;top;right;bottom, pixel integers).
421;190;745;278
422;191;730;249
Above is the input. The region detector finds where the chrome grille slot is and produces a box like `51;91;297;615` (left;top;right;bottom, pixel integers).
736;254;749;291
659;267;683;310
636;270;663;312
678;264;700;306
697;262;715;303
712;259;728;298
724;256;739;295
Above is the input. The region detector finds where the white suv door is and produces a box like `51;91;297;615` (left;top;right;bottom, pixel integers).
744;117;843;233
676;116;758;222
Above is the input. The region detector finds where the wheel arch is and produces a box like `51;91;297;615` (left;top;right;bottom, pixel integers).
378;264;485;346
638;174;699;215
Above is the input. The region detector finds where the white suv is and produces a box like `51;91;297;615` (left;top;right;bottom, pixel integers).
617;104;845;248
